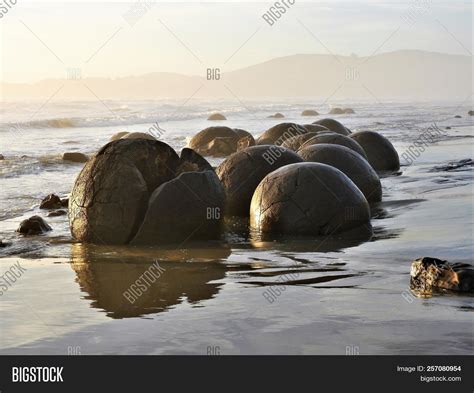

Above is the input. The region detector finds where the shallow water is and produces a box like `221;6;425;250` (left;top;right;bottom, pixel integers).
0;99;473;354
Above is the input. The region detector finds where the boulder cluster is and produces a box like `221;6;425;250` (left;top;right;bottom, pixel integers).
17;117;400;244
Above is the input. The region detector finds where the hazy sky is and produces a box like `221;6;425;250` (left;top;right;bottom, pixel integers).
0;1;472;83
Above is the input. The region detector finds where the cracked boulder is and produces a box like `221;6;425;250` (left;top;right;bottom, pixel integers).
298;133;367;160
256;123;308;145
216;145;303;217
312;118;350;135
299;144;382;203
350;130;400;172
188;126;243;157
69;139;223;245
250;163;370;236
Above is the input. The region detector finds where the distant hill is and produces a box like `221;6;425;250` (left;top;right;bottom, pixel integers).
1;50;471;100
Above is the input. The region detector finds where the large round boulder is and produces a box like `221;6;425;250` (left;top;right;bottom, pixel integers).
350;131;400;172
312;118;350;135
256;123;308;145
216;145;303;216
303;124;330;133
281;132;320;151
69;139;223;245
188;126;240;157
250;163;370;235
40;194;63;209
208;113;226;121
299;144;382;202
298;133;367;159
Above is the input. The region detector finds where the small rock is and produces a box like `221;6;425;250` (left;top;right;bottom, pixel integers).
40;194;62;209
0;239;10;247
48;210;67;217
268;113;285;118
445;126;451;130
0;154;4;160
343;108;355;114
454;115;462;118
207;113;227;121
60;198;69;208
301;110;319;116
468;110;474;116
329;108;344;115
17;216;52;235
110;131;129;141
62;152;89;163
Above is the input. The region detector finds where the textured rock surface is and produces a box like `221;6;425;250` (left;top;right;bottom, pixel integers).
298;133;367;159
188;126;240;157
216;145;303;216
299;144;382;202
40;194;63;209
250;163;370;235
69;139;180;244
17;216;52;235
350;130;400;172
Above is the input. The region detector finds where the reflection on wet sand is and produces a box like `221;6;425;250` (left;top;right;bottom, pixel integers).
70;243;230;319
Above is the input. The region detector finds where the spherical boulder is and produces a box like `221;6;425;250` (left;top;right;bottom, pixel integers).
250;163;370;235
312;118;350;135
70;140;224;245
70;139;180;244
216;145;303;216
343;108;355;114
188;126;240;157
329;107;344;115
208;113;226;121
299;144;382;202
62;152;89;163
256;123;308;145
298;133;368;160
350;131;400;172
17;216;52;235
268;113;285;119
301;110;319;116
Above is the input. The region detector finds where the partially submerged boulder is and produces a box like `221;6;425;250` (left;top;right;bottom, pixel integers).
48;210;67;217
312;118;350;135
17;216;52;235
299;144;382;202
250;163;370;235
40;194;62;209
468;110;474;116
256;123;308;145
131;170;224;244
268;113;285;119
62;152;89;163
216;145;303;216
208;113;227;121
350;130;400;172
188;126;240;157
301;109;319;116
343;108;355;114
0;154;4;160
298;133;368;160
329;107;344;115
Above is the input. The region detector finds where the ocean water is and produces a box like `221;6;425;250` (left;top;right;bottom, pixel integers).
0;98;472;354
